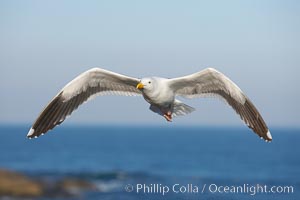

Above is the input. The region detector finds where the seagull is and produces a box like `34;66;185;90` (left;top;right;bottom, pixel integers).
27;67;272;141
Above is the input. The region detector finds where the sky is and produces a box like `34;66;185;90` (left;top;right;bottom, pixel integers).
0;0;299;127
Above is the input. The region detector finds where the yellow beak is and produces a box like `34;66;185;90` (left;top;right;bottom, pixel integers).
136;82;144;89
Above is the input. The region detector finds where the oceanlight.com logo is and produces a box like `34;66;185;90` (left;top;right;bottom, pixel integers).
124;183;294;196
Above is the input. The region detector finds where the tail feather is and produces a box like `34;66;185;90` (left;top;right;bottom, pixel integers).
172;100;195;117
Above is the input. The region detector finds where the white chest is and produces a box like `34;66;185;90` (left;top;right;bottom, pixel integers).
142;87;174;106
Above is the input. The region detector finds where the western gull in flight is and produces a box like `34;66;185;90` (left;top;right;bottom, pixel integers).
27;67;272;141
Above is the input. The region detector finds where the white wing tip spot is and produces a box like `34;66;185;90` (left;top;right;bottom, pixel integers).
27;128;35;137
266;130;272;140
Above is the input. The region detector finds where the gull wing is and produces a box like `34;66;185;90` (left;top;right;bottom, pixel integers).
168;68;272;141
27;68;141;138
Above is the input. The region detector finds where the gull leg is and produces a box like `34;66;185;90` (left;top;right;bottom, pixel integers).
163;111;172;122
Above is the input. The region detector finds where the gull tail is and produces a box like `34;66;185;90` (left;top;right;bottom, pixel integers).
172;100;195;117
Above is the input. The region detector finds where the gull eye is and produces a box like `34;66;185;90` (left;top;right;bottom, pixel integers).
148;81;151;84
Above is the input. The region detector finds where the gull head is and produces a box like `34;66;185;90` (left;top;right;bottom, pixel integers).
136;78;155;91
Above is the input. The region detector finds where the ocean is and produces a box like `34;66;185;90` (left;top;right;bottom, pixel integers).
0;125;299;200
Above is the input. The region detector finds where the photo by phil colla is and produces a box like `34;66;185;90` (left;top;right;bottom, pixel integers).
128;183;294;196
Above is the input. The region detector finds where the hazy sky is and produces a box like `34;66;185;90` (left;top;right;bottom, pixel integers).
1;0;299;127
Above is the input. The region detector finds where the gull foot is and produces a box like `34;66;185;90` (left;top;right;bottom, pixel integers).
163;112;172;122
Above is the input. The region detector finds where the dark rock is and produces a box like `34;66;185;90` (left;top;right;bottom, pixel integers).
0;169;43;197
0;168;98;198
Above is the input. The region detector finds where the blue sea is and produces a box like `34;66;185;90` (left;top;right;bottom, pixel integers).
0;125;299;200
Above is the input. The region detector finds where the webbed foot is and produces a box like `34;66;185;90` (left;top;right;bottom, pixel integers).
163;111;172;122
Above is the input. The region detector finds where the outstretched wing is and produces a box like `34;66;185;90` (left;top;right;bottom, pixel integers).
27;68;141;138
168;68;272;141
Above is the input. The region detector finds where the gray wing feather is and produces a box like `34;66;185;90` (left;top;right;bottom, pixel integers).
168;68;272;141
27;68;141;138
